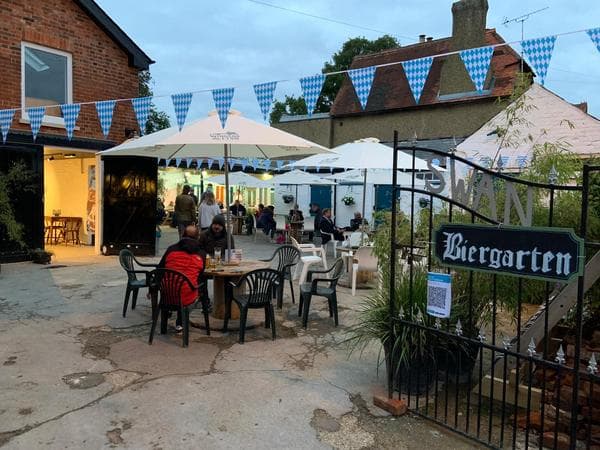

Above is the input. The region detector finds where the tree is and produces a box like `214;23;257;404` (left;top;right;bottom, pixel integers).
138;70;171;134
270;35;400;124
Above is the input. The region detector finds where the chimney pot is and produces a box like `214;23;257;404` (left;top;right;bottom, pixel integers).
419;34;426;43
427;36;433;42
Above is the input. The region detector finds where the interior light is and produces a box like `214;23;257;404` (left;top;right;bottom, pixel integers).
64;153;77;158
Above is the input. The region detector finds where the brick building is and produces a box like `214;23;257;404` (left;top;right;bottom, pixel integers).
0;0;153;260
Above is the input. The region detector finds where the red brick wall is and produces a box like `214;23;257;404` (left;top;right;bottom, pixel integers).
0;0;142;144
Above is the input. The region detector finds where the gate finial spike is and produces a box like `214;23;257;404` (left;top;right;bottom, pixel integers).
478;326;486;342
588;353;598;374
527;337;537;357
455;319;463;336
555;344;566;364
502;335;511;350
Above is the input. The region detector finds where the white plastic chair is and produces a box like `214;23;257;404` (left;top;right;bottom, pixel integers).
290;236;326;284
348;232;364;248
320;232;339;258
352;246;379;296
252;215;269;243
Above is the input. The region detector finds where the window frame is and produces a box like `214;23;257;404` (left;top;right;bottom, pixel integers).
21;42;73;128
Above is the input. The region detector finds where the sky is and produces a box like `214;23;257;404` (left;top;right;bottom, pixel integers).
96;0;600;123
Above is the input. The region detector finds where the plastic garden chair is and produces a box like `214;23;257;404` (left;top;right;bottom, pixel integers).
260;245;301;308
118;249;157;317
147;268;210;347
298;258;344;329
351;246;379;296
290;236;326;284
224;269;282;344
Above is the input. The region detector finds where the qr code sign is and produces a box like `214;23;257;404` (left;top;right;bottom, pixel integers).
428;285;448;309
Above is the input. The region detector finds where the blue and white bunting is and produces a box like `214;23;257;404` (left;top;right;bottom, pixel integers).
27;106;46;141
166;159;172;167
175;158;182;167
228;159;235;170
587;28;600;53
521;36;556;85
212;88;235;128
217;157;225;170
479;156;493;168
498;156;510;169
253;81;277;122
348;66;376;109
186;158;193;168
240;159;248;171
251;158;260;171
299;74;325;116
196;158;204;168
459;46;494;93
0;109;15;144
302;166;307;172
516;155;528;169
131;96;153;135
207;158;214;169
95;100;116;138
276;160;285;171
60;103;81;140
263;159;271;171
171;92;193;130
401;57;433;104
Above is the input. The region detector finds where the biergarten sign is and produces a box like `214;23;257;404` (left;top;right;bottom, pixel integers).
434;223;584;282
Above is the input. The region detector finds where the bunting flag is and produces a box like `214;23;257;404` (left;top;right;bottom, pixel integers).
171;92;194;130
131;96;153;135
27;106;46;141
95;100;116;138
459;46;494;92
521;36;557;85
302;166;307;172
228;159;235;170
348;66;376;109
263;159;271;171
175;158;182;167
212;88;235;128
60;103;81;140
276;160;285;171
166;159;172;167
196;158;204;168
401;57;433;104
207;158;214;168
516;155;528;169
186;158;193;168
253;81;277;122
251;158;260;170
217;157;225;169
479;156;492;168
299;74;325;116
0;109;15;144
498;156;510;169
587;28;600;53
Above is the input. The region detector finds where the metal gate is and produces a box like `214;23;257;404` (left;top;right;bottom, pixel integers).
386;131;600;449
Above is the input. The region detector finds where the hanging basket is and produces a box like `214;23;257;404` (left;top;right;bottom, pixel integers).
282;194;294;204
341;195;355;206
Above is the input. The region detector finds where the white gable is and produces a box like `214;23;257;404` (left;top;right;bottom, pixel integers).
456;84;600;169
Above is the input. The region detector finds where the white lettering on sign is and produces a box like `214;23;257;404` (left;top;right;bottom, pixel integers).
441;232;572;277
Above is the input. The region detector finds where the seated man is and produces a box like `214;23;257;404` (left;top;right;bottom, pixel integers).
319;208;345;244
257;205;276;238
346;212;368;231
157;225;206;332
229;199;247;217
198;214;235;256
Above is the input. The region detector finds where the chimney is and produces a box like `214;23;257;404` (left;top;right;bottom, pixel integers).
426;36;434;42
451;0;489;49
419;34;426;43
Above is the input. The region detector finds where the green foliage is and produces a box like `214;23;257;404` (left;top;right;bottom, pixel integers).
139;71;171;134
0;161;38;248
270;35;400;123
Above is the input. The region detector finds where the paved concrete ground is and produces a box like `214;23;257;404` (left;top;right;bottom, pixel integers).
0;228;482;449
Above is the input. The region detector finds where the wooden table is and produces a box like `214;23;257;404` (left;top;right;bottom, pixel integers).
204;260;269;320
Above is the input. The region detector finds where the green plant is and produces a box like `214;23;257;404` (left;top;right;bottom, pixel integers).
0;161;38;248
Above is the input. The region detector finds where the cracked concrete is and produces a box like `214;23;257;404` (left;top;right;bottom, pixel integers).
0;229;482;449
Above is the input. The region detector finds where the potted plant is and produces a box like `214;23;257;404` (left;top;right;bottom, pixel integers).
282;194;294;204
29;248;53;265
341;194;355;206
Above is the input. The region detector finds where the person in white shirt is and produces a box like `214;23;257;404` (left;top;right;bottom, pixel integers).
198;191;222;231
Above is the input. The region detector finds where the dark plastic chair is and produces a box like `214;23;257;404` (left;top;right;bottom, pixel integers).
260;245;301;308
298;258;344;329
147;268;210;347
118;249;157;317
224;269;282;344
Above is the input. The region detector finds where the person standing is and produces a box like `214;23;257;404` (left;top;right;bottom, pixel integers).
174;185;196;238
229;199;246;217
198;191;222;231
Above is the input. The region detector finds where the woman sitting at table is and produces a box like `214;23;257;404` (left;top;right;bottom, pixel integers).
345;212;368;231
198;214;235;257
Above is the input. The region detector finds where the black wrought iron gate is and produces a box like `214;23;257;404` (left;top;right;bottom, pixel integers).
387;131;599;449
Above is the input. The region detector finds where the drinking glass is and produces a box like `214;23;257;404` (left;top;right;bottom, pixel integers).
214;247;222;266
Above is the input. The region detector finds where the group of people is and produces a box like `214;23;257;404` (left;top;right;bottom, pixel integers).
310;203;367;245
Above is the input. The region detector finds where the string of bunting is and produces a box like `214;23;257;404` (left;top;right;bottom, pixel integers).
158;156;299;171
0;28;599;146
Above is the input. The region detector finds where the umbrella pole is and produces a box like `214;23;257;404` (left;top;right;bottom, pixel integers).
361;169;367;246
224;143;231;261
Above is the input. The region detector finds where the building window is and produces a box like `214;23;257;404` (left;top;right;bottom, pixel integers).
21;42;73;126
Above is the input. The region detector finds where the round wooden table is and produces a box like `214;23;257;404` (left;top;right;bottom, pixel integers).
204;260;270;320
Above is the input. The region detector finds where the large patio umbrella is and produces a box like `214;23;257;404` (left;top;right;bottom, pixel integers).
100;110;332;257
271;169;335;208
289;138;428;228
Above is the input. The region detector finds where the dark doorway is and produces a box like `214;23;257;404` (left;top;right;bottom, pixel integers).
102;156;157;256
310;185;332;210
0;144;44;262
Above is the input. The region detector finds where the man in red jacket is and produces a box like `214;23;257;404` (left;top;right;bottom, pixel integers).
157;225;206;331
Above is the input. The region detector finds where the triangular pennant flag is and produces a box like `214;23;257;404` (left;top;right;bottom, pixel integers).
302;166;307;172
521;36;556;85
175;158;182;167
95;100;116;138
171;92;193;130
253;81;277;122
480;156;492;168
348;66;376;109
263;159;271;171
212;88;235;128
586;28;600;53
315;165;320;172
228;159;235;170
166;159;172;167
401;57;433;104
516;155;528;169
217;157;225;169
27;106;46;141
459;46;494;93
131;96;153;135
498;156;510;169
157;157;162;165
60;103;81;140
299;74;325;116
207;158;214;168
196;158;204;168
0;109;15;144
276;160;285;171
251;158;259;170
240;158;248;171
329;167;334;174
186;158;193;168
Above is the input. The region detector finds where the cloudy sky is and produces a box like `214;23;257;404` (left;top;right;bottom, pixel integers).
97;0;600;123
